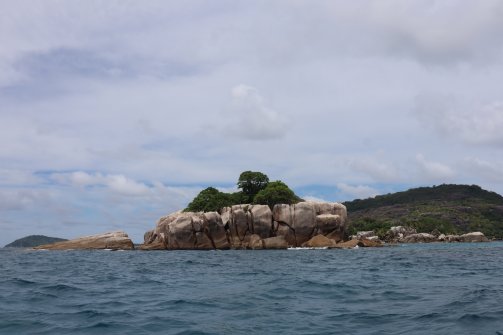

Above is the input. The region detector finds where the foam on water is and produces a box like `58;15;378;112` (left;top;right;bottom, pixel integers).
1;243;503;334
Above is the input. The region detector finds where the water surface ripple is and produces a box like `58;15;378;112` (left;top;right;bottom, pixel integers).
1;243;503;334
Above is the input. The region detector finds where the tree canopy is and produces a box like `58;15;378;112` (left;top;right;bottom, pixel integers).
184;187;234;213
253;181;302;209
184;171;302;212
237;171;269;203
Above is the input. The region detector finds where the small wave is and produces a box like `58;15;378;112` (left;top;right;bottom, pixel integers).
458;313;497;322
11;278;37;285
42;283;83;292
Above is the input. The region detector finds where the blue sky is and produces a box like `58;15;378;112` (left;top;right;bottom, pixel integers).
2;1;503;245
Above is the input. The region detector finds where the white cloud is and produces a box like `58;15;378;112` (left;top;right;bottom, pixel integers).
337;183;379;200
349;157;399;182
416;154;455;181
51;171;149;196
226;84;289;140
462;157;503;182
415;95;503;145
0;189;52;211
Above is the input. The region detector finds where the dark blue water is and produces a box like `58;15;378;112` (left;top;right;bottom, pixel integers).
1;243;503;335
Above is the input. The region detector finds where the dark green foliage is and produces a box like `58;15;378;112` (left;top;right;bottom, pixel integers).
184;171;302;213
344;184;503;238
5;235;67;248
184;187;235;213
345;184;503;212
237;171;269;203
253;181;302;209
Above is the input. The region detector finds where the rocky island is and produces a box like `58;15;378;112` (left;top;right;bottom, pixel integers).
141;201;347;250
34;231;134;250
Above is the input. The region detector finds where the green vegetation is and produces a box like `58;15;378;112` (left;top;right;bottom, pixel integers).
185;171;302;212
237;171;269;203
344;184;503;238
185;187;236;213
4;235;67;248
254;181;303;209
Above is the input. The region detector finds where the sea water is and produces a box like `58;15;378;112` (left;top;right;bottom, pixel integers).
1;243;503;335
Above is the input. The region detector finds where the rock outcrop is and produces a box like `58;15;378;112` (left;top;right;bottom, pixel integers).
302;234;337;248
141;202;347;250
34;231;134;250
459;232;489;242
402;233;437;243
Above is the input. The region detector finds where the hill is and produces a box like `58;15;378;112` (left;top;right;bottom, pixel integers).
343;184;503;238
4;235;68;248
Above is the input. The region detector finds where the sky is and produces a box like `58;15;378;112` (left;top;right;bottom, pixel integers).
1;1;503;245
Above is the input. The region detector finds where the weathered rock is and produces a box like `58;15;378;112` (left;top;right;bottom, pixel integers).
333;239;362;248
232;207;251;241
34;231;134;250
368;236;381;242
248;234;264;249
262;236;288;249
204;212;230;249
302;234;337;248
326;230;343;243
359;238;383;247
316;214;342;235
139;241;166;250
356;231;376;239
142;201;347;250
402;233;437;243
383;226;417;242
445;234;460;242
167;214;197;249
250;205;273;237
459;232;489;242
291;202;317;245
438;234;446;241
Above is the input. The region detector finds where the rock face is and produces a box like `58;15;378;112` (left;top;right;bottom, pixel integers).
141;202;347;250
33;231;134;250
302;234;337;248
459;232;489;242
402;233;437;243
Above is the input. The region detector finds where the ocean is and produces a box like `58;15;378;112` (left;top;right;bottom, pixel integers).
1;243;503;335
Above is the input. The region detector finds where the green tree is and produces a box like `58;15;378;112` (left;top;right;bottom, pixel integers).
185;187;234;213
237;171;269;203
253;181;302;209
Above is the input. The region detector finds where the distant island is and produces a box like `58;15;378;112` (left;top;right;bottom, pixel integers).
5;235;68;248
344;184;503;239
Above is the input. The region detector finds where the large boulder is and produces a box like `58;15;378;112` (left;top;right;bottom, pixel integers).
248;234;264;249
316;214;343;235
302;234;337;248
34;231;134;250
204;212;230;249
250;205;273;237
291;202;317;245
459;232;489;242
262;236;288;249
272;202;347;247
333;239;361;249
